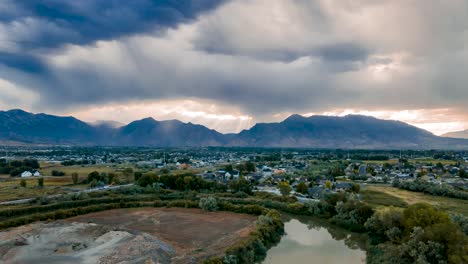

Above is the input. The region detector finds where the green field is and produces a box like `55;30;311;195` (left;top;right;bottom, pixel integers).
363;185;468;216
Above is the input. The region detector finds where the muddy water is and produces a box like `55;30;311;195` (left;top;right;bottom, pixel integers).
263;217;367;264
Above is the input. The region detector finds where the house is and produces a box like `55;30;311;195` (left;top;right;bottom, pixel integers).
21;171;33;178
33;171;41;177
335;182;353;192
358;165;367;176
262;168;273;178
308;186;329;199
231;170;240;179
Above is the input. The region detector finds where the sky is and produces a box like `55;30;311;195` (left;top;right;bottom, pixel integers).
0;0;467;135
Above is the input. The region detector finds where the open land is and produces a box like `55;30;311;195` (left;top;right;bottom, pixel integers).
0;208;256;264
363;185;468;216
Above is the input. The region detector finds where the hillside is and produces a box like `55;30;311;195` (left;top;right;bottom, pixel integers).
1;109;468;149
442;130;468;139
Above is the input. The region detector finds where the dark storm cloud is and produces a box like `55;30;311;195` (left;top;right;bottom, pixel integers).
0;0;227;71
315;43;370;62
0;0;467;124
0;51;46;73
7;0;227;45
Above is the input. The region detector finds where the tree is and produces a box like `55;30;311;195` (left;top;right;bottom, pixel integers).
87;171;101;183
403;203;450;231
229;176;252;194
51;170;65;176
350;183;360;193
278;182;292;197
199;196;218;212
71;172;79;185
37;177;44;188
296;182;309;195
137;173;159;187
20;179;27;187
224;164;233;173
245;161;256;172
325;180;333;189
107;173;117;184
459;168;467;178
134;171;143;182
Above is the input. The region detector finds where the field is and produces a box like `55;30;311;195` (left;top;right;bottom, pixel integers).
363;185;468;216
0;176;89;202
0;208;256;264
39;163;123;177
362;158;459;165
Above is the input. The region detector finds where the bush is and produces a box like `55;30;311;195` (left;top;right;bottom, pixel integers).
37;178;44;187
393;179;468;200
199;196;218;212
71;173;79;185
51;170;66;176
20;179;26;187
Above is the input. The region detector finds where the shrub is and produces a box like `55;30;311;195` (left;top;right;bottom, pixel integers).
199;196;218;212
37;178;44;187
20;179;26;187
71;173;79;185
51;170;66;176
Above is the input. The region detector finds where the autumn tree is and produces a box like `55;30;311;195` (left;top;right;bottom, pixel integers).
278;182;292;197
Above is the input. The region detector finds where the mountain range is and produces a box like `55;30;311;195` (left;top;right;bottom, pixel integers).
442;130;468;139
1;109;468;149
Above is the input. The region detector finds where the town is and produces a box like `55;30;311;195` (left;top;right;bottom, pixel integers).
1;147;467;202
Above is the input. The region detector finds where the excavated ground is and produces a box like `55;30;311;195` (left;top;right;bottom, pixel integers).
0;208;256;264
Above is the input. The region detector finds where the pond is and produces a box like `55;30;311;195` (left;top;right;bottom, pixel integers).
263;217;367;264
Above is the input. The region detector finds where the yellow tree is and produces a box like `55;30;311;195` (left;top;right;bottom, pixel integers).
278;182;292;197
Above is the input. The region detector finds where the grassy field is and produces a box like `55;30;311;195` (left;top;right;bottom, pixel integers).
363;185;468;216
362;158;459;165
362;159;399;165
0;176;89;202
362;189;408;208
0;185;66;202
40;164;121;177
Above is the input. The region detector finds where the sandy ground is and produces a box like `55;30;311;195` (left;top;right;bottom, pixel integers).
0;208;256;264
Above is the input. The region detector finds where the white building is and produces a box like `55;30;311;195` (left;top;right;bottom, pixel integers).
21;171;33;178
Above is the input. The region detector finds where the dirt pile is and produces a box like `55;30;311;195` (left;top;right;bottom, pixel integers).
0;221;175;264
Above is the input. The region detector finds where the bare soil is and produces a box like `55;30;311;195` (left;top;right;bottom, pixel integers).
67;208;257;263
0;208;256;264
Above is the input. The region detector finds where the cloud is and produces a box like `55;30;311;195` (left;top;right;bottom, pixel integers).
0;78;40;110
67;99;254;133
0;0;467;134
0;0;227;71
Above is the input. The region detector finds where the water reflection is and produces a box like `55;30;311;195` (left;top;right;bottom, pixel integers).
263;216;367;264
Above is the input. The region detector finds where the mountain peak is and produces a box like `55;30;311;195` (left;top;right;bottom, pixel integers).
1;109;467;149
284;114;307;122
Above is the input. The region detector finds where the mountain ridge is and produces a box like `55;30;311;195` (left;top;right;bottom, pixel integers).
1;109;467;149
442;129;468;139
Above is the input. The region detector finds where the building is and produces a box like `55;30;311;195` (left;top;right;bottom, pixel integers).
21;171;33;178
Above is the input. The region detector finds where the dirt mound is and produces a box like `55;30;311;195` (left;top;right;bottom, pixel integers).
0;222;175;264
0;208;256;263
